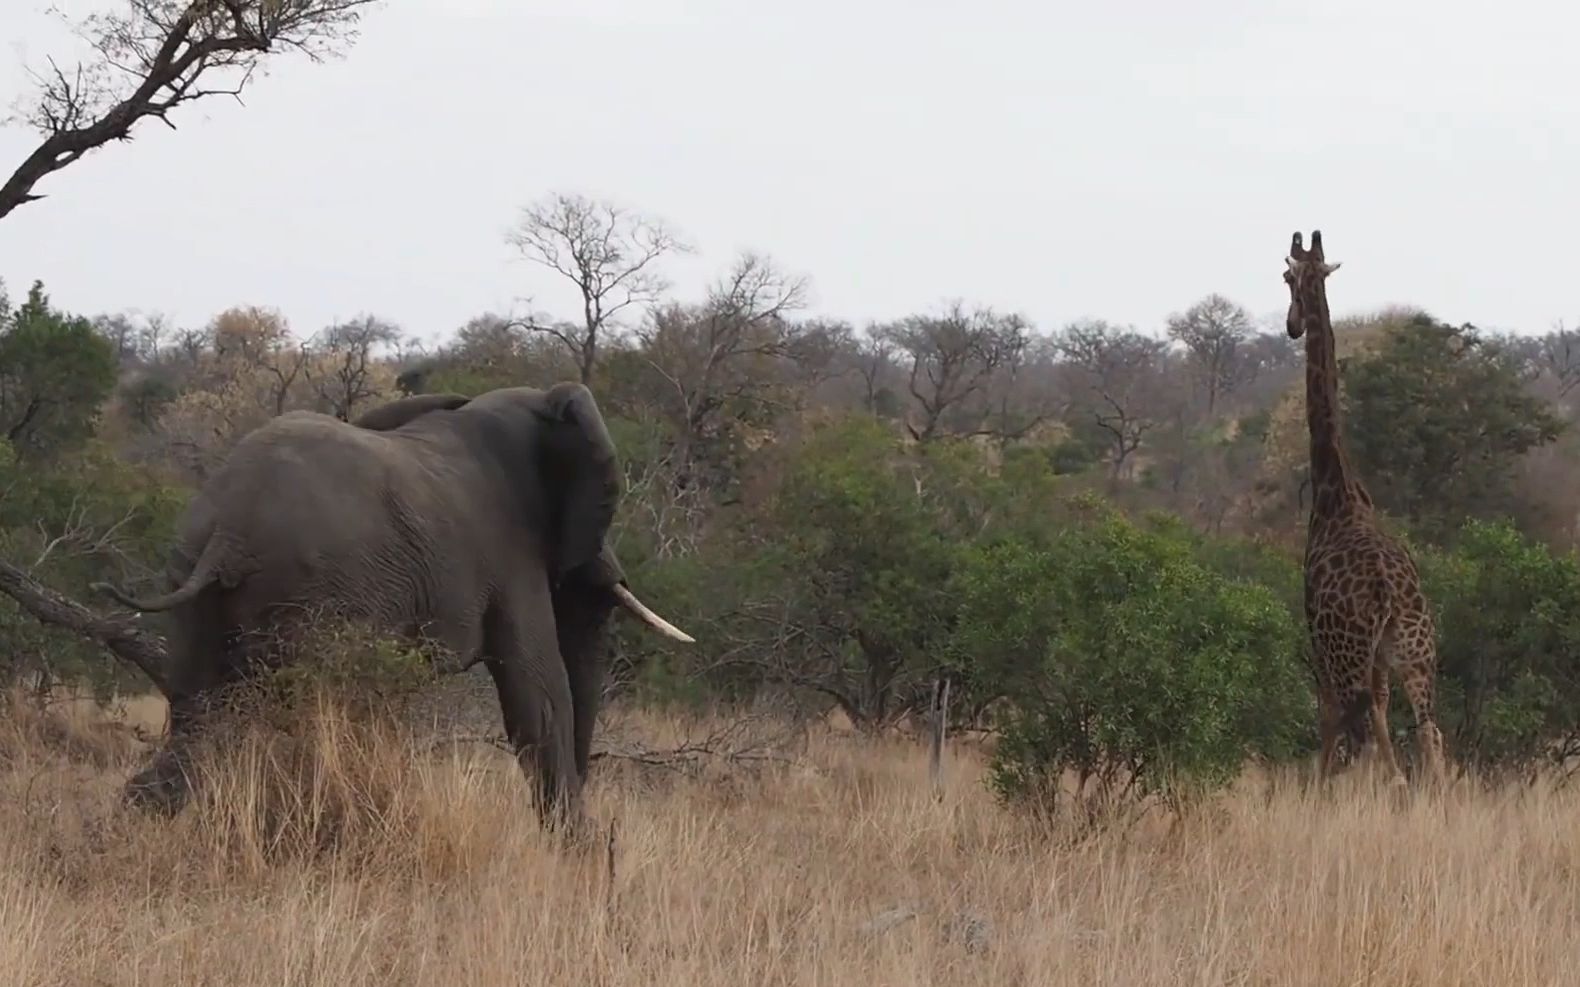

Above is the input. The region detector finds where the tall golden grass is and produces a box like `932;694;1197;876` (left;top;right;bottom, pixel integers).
1;689;1576;986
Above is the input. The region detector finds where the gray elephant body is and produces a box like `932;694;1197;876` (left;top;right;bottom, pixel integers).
101;383;690;828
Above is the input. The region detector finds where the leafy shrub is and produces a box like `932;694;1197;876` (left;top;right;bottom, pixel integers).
260;618;439;719
950;507;1311;811
757;418;965;723
1418;518;1580;776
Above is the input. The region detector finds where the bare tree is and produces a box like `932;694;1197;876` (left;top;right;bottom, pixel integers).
880;302;1033;442
137;311;173;358
640;251;811;454
851;327;898;416
91;312;143;363
1538;321;1580;402
306;315;402;420
2;0;384;221
1165;293;1257;415
506;191;690;384
1056;320;1166;481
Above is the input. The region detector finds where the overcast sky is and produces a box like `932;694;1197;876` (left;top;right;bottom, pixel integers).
1;0;1576;347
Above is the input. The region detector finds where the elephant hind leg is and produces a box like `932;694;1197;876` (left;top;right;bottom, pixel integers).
483;605;583;833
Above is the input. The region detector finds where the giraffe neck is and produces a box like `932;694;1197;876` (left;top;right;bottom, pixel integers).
1303;288;1371;521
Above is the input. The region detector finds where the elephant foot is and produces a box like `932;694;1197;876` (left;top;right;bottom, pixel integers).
531;786;594;850
563;806;600;849
122;750;194;817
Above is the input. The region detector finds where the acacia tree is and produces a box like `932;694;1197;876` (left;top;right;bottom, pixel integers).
1532;321;1580;407
1345;316;1565;540
849;327;899;416
506;191;690;384
1056;319;1166;481
2;0;383;220
640;252;812;452
1166;293;1257;415
306;315;401;420
880;302;1034;443
149;306;314;477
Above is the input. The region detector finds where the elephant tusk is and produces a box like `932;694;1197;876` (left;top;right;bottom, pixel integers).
613;584;695;643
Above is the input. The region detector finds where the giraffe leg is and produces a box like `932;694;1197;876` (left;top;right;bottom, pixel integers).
1373;611;1448;788
1317;696;1342;782
1367;662;1406;787
1397;654;1447;787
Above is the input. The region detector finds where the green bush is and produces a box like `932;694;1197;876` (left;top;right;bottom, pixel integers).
1418;518;1580;776
0;438;186;696
260;617;439;719
0;280;118;459
950;507;1311;810
760;417;968;723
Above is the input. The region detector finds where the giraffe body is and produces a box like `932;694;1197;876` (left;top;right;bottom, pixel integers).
1304;509;1443;780
1283;230;1447;786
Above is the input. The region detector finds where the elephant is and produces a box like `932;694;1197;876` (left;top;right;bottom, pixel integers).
93;382;692;831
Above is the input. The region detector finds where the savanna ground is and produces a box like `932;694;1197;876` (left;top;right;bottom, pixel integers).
1;688;1576;987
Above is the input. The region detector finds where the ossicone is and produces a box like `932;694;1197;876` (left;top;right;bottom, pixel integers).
1286;230;1339;276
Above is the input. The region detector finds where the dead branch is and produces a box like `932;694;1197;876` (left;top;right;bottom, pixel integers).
430;720;799;775
31;498;142;570
591;705;804;774
613;442;710;560
0;555;171;695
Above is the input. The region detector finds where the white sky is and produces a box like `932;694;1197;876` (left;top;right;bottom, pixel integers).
1;0;1576;346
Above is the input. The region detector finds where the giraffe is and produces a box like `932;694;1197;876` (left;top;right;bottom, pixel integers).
1281;229;1446;787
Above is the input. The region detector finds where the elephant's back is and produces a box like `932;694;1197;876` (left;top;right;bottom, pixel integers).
206;417;487;624
206;421;420;576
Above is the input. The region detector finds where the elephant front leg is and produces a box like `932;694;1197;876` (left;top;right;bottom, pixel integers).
566;652;605;783
125;634;247;816
553;587;613;782
124;691;214;814
484;612;584;834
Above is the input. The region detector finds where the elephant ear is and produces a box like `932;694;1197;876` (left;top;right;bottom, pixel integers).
538;382;622;586
353;393;471;431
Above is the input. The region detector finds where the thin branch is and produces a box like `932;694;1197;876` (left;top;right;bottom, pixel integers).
2;0;382;220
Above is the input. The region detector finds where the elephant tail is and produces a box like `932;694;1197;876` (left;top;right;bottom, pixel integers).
92;534;232;613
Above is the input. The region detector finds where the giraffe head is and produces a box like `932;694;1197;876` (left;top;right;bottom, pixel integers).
1283;230;1342;339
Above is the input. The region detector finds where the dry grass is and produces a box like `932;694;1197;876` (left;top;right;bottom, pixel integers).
1;691;1577;986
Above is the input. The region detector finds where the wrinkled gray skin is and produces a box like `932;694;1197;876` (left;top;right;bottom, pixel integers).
94;383;691;833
